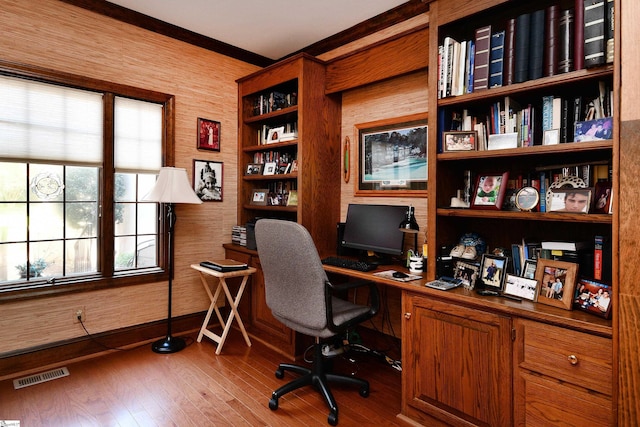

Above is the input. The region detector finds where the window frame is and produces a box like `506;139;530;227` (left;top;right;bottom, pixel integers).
0;60;174;302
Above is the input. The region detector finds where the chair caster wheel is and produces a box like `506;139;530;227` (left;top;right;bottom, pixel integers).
359;386;369;397
328;412;338;426
275;368;284;379
269;397;278;410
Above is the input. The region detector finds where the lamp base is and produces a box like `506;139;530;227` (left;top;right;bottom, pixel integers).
151;335;186;354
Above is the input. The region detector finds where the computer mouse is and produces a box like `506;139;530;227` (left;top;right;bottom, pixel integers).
393;271;409;278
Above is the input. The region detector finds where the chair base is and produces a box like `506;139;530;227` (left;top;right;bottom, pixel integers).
268;342;369;426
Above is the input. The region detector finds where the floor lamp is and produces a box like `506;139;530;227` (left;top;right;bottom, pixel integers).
144;167;202;353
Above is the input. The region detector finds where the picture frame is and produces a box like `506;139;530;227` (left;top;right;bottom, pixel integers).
471;172;509;210
263;161;277;176
443;131;477;152
250;189;268;205
197;118;220;151
547;188;592;213
266;126;285;144
478;254;508;292
522;259;537;280
504;274;539;301
193;159;223;202
356;113;428;196
245;163;264;175
573;278;612;319
453;260;480;289
543;129;560;145
535;259;578;310
593;181;612;214
574;116;613;142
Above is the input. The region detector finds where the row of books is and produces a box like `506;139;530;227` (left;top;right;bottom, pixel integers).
232;225;247;247
252;90;297;116
511;235;611;282
251;150;295;166
263;181;298;207
257;121;298;145
443;81;612;151
438;0;614;99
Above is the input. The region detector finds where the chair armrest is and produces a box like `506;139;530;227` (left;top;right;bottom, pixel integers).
325;280;380;332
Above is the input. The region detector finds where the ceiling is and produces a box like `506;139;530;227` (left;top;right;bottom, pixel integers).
105;0;410;60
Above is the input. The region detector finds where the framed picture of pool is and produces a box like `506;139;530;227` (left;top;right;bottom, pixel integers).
356;113;428;197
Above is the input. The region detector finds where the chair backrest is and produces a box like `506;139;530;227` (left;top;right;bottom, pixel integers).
255;219;329;333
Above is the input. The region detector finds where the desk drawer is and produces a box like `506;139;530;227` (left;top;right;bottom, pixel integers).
516;319;612;395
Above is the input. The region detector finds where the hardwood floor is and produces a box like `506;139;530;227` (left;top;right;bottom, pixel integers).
0;331;406;426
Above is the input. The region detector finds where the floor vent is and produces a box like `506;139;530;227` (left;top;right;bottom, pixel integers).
13;367;69;390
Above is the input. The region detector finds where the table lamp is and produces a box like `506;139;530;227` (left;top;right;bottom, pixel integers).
144;167;202;353
399;205;420;255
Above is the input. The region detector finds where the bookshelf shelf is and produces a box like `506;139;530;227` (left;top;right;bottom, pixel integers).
437;208;612;224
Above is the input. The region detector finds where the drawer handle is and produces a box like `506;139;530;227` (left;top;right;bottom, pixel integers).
404;312;412;319
567;354;579;365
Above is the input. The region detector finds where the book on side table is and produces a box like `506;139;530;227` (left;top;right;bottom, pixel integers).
200;259;248;272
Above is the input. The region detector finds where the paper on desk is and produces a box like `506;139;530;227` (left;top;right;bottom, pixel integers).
374;270;422;282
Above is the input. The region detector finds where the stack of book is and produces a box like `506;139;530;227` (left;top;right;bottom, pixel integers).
232;225;247;247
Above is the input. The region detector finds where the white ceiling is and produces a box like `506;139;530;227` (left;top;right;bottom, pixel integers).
107;0;408;60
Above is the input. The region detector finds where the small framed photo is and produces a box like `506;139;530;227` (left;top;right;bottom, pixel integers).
593;181;612;214
471;172;509;210
193;159;223;202
573;278;612;319
535;259;578;310
543;129;560;145
522;259;537;280
250;189;268;205
504;274;539;301
266;126;285;144
479;254;508;292
548;188;592;213
197;118;220;151
443;131;477;152
263;162;277;175
246;163;264;175
453;260;480;289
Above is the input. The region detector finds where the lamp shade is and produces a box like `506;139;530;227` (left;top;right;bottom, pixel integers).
399;206;419;234
143;167;203;204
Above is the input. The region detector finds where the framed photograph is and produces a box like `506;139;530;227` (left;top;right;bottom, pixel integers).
471;172;509;210
356;113;428;196
543;129;560;145
453;260;480;289
515;186;539;211
250;189;268;205
573;278;612;319
535;259;578;310
548;188;592;213
479;254;508;292
504;274;539;301
266;126;285;144
574;117;613;142
502;188;519;211
197;118;220;151
193;159;223;201
593;181;612;214
443;131;477;152
263;161;277;175
245;163;263;175
522;259;537;280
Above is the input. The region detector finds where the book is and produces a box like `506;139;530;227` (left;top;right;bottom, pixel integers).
606;0;614;63
542;95;554;131
574;0;585;70
200;259;249;272
467;40;475;93
583;0;606;68
544;4;560;77
594;235;603;279
489;30;505;88
473;25;491;91
529;9;546;80
514;13;531;83
540;240;591;251
560;97;570;143
558;8;574;73
504;18;516;85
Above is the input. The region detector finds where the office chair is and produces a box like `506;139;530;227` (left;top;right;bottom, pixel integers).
255;219;380;426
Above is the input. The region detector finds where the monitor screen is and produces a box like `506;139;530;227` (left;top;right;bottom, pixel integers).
341;204;408;258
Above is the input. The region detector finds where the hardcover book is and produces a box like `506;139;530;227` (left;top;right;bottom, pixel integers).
606;0;614;63
583;0;606;68
473;25;491;91
504;18;516;85
544;5;560;76
489;30;505;88
574;0;585;70
528;9;546;80
514;13;530;83
558;8;574;73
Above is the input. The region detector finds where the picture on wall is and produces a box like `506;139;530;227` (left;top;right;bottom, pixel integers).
197;118;221;151
193;159;223;201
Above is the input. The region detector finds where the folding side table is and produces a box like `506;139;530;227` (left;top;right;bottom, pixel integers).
191;263;256;354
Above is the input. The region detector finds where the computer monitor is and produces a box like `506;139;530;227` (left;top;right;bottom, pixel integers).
341;203;408;263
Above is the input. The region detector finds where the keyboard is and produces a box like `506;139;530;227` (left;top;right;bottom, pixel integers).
321;257;377;272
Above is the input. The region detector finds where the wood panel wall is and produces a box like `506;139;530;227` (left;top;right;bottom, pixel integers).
0;0;259;355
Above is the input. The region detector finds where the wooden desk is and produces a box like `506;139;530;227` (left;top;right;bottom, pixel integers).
191;263;257;355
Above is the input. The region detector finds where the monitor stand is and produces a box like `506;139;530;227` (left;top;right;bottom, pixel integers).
359;251;394;266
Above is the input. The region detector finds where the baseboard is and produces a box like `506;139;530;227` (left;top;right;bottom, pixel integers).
0;312;205;380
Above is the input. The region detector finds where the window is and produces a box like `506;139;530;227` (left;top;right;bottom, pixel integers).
0;68;173;296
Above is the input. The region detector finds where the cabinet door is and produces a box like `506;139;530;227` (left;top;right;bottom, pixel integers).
403;294;512;426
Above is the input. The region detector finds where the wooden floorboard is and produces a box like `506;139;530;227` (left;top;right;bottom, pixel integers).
0;331;407;426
